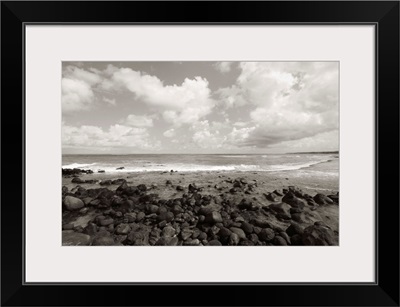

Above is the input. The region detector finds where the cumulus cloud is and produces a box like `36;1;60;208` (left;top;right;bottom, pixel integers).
213;62;234;73
163;128;176;138
124;114;154;128
190;120;228;149
103;67;214;126
216;62;339;148
62;66;104;113
62;123;160;150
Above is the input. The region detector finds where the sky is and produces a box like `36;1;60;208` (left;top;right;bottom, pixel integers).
62;61;339;154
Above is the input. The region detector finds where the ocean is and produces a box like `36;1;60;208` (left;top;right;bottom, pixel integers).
62;153;338;176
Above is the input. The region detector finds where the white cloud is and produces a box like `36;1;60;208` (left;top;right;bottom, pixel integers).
62;78;95;112
124;114;153;128
217;62;339;148
213;62;233;73
62;123;160;150
103;67;214;126
103;97;116;105
191;120;227;149
62;66;104;113
163;128;176;138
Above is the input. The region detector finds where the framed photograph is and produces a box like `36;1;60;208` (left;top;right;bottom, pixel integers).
1;1;399;306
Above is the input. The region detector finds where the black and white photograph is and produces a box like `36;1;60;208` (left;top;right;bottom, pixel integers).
61;61;339;246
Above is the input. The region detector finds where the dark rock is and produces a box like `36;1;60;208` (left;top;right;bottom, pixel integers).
116;167;125;170
249;233;259;244
62;186;69;194
162;226;176;237
62;223;74;230
265;192;279;202
230;227;246;239
205;211;223;224
98;170;105;173
241;222;254;234
62;231;91;246
92;234;115;246
286;222;304;236
183;239;201;246
63;196;85;211
158;220;167;228
327;194;339;203
291;212;308;223
126;228;150;245
84;223;97;236
229;233;240;245
180;228;193;240
99;217;114;226
291;234;303;245
100;180;112;186
155;237;179;246
279;232;291;244
268;203;291;220
137;184;147;192
253;226;262;235
208;240;222;246
273;235;288;246
124;212;137;223
218;227;232;238
239;239;254;246
188;183;199;193
282;192;307;209
176;185;184;191
273;189;283;196
112;179;126;185
84;179;97;184
313;193;334;205
259;228;275;242
198;232;207;241
302;224;337;245
73;226;84;233
136;212;145;222
115;223;131;235
71;177;85;184
253;218;272;229
166;180;172;185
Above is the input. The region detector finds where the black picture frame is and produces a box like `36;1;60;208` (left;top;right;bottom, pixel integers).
1;1;399;306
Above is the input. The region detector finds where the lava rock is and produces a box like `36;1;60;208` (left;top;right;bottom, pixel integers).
302;223;337;245
273;235;288;246
230;227;246;239
241;222;254;234
282;192;307;209
286;222;304;236
62;231;91;246
268;203;291;220
115;223;131;235
313;193;334;205
259;228;275;242
205;211;223;224
63;196;85;211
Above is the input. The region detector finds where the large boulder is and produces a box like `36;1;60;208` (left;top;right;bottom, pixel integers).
205;211;223;224
92;234;115;246
71;177;85;184
313;193;334;205
302;223;337;246
268;203;291;220
62;231;91;246
282;192;307;209
63;196;85;211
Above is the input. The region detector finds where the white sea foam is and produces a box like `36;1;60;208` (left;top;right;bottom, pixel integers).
62;163;97;169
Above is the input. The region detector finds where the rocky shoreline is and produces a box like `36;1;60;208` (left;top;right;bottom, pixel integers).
62;168;339;246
